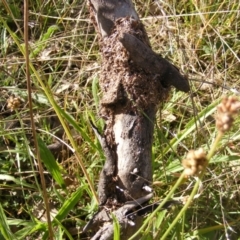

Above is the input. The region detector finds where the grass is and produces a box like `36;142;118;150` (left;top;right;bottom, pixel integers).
0;0;240;239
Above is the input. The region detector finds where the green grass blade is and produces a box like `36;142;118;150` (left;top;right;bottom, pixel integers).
0;174;37;189
53;185;85;222
0;204;16;240
55;105;98;151
112;214;120;240
25;221;47;237
37;136;66;190
13;220;39;239
30;25;59;58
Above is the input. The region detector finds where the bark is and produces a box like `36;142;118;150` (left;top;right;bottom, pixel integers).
85;0;189;239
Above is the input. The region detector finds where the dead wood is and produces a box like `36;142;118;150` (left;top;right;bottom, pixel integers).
89;0;139;37
119;32;190;92
86;0;189;239
90;120;117;205
83;193;153;239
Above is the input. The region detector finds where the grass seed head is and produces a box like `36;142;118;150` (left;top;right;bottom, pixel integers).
7;96;21;111
215;96;240;133
182;148;207;176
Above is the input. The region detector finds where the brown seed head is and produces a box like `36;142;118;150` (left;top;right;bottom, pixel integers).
7;96;21;111
182;148;207;176
216;96;240;133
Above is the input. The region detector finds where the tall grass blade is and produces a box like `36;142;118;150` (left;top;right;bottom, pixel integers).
53;185;85;222
112;214;120;240
0;204;16;240
37;136;66;190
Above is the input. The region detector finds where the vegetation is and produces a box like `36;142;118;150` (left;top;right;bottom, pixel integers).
0;0;240;239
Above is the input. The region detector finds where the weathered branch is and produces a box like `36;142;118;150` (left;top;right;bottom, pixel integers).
83;193;153;239
119;33;190;92
90;121;116;205
83;193;181;239
86;0;189;238
90;0;139;37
